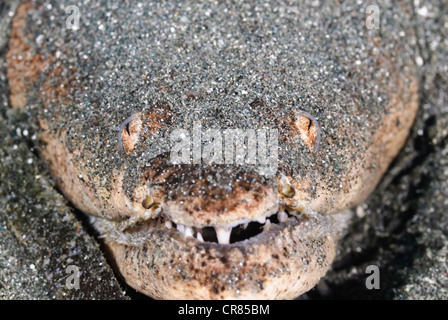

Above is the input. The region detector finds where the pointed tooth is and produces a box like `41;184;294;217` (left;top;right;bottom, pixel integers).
256;216;266;224
264;219;271;230
242;223;249;230
278;211;288;222
176;224;185;233
164;220;172;229
215;226;232;245
196;232;204;242
184;226;194;238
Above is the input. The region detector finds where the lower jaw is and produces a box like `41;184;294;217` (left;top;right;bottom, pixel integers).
91;210;339;299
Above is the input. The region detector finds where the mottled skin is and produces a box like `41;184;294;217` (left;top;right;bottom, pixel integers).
7;0;419;299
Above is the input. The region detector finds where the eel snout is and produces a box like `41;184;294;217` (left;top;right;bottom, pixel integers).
125;163;318;248
162;165;279;227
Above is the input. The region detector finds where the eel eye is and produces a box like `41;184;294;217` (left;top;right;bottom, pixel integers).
118;113;142;154
294;110;321;152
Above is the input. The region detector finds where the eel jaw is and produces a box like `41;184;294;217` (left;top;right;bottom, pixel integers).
126;205;304;245
91;204;338;300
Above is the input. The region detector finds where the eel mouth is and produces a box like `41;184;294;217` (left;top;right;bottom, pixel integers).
123;205;306;246
91;200;337;300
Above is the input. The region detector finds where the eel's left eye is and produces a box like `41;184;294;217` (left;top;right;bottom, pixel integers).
118;113;142;154
294;110;321;152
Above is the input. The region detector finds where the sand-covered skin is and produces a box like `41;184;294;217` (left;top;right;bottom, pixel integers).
4;0;419;299
1;0;445;300
305;0;448;299
0;0;126;299
7;0;418;217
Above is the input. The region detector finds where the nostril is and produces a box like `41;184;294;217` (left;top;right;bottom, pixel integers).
279;180;295;198
278;173;295;198
142;194;155;209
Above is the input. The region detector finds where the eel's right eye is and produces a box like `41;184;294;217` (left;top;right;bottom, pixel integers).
118;113;142;154
293;110;321;152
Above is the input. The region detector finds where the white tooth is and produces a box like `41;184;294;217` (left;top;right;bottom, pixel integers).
184;226;194;238
264;219;271;230
243;223;249;230
278;211;288;222
176;224;185;233
256;216;266;224
196;232;204;242
164;220;172;229
215;226;232;245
